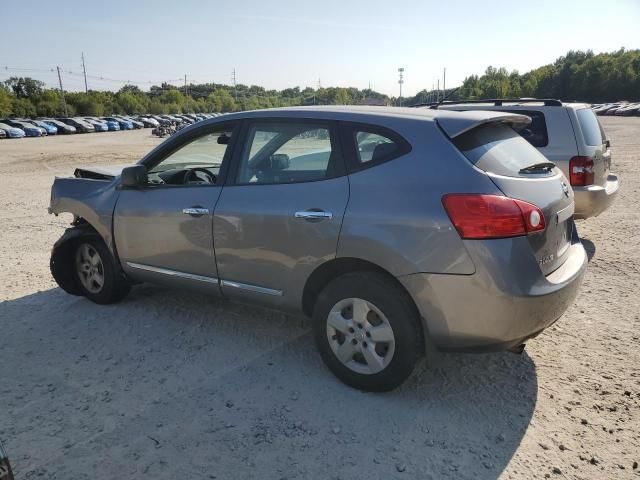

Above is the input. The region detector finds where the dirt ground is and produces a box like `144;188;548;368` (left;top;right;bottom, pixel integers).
0;119;638;480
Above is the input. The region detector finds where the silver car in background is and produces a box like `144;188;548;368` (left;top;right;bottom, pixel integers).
48;106;587;391
432;99;619;219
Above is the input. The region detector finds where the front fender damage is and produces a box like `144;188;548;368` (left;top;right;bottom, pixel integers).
48;176;119;252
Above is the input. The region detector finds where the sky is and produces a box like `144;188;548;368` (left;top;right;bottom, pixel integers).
1;0;638;97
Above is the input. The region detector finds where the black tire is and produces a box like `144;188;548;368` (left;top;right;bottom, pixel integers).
312;271;423;392
72;236;131;304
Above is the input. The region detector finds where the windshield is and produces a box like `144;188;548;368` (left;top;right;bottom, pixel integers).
453;123;554;177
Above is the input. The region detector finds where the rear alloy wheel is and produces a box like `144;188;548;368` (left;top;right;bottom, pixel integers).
326;298;396;375
73;237;130;304
313;271;422;392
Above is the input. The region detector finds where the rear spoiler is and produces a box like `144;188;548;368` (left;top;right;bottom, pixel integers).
435;110;531;139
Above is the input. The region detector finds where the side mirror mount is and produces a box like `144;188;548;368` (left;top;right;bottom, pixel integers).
120;165;148;188
605;139;610;149
268;153;290;170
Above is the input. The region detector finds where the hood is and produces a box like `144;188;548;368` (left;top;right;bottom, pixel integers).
74;164;132;180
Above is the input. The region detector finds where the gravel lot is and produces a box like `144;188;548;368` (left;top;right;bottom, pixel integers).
0;118;638;479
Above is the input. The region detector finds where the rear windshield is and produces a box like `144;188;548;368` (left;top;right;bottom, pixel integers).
576;108;605;146
453;123;553;177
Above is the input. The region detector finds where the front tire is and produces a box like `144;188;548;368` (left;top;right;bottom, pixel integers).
312;271;423;392
73;237;130;304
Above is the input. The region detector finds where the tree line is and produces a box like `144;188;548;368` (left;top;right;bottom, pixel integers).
1;48;638;118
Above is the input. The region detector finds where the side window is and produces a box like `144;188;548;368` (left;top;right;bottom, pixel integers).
147;127;233;185
236;122;337;184
354;130;401;164
507;110;549;147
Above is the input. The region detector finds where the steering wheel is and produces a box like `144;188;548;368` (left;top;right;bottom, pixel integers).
183;167;216;185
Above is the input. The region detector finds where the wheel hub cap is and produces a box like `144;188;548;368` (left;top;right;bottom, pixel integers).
326;298;396;375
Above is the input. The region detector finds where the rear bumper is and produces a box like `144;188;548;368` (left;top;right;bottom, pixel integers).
399;233;588;351
574;174;619;219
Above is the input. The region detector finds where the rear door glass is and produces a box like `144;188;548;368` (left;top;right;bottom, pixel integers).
453;123;553;177
576;108;605;146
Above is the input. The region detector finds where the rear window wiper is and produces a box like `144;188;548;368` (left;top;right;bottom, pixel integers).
519;162;556;174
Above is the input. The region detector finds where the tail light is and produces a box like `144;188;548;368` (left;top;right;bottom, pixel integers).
569;156;594;186
442;194;546;239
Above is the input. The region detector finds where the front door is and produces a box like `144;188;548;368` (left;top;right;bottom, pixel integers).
114;123;236;293
213;119;349;311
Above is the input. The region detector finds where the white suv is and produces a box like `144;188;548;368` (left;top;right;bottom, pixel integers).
429;99;619;218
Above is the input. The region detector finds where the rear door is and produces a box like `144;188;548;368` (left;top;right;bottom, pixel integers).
452;122;574;275
213;118;349;311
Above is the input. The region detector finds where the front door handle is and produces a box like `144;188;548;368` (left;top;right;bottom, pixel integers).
182;207;209;216
294;210;333;221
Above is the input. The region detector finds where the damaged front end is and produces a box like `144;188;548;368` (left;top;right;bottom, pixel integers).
48;165;127;294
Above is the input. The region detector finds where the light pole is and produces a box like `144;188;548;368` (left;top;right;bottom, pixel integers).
398;67;404;106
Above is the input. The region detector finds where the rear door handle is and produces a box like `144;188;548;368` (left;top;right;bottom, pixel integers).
182;207;209;216
294;210;333;221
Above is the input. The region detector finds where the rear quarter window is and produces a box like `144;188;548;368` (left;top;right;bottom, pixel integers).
453;123;553;177
505;110;548;147
576;108;605;146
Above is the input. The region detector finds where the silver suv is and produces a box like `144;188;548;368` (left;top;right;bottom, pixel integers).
49;106;587;391
431;99;619;218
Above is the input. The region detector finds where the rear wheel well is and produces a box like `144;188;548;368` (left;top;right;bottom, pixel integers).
302;258;418;318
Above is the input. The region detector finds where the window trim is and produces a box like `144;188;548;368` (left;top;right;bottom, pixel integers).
226;118;346;187
338;121;412;173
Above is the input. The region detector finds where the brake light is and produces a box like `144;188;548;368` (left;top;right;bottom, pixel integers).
569;156;594;186
442;194;546;239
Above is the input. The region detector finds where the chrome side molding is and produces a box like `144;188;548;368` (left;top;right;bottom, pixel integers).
220;279;283;296
126;262;219;284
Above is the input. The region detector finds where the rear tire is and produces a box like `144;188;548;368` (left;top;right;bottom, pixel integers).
312;271;423;392
72;236;130;304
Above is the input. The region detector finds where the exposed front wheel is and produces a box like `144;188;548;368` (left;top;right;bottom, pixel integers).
313;272;423;392
73;237;130;304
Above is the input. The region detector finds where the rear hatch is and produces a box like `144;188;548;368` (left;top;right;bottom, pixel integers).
450;122;574;275
575;107;611;185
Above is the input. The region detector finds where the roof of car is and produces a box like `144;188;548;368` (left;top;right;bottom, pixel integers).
200;106;531;138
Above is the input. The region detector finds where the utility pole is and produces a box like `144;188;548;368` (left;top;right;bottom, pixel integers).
231;69;237;100
81;52;88;92
184;74;187;97
397;67;404;106
56;66;68;116
443;67;446;97
437;79;440;102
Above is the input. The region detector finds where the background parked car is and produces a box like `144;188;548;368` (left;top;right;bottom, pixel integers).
0;128;5;139
0;122;26;138
82;118;108;132
118;116;144;129
135;116;159;128
2;119;43;137
58;117;95;133
431;99;618;219
39;118;77;134
25;119;57;135
103;116;133;130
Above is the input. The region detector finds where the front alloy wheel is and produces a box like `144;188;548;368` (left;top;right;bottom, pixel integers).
75;243;105;294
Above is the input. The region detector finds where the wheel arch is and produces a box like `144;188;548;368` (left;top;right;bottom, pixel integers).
50;222;104;296
302;257;429;353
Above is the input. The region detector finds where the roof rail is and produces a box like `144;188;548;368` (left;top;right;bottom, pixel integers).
410;98;563;108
